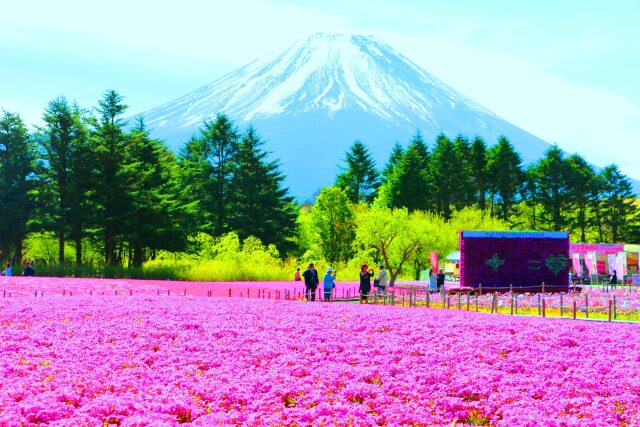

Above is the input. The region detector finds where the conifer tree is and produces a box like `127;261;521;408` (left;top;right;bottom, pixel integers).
228;126;297;252
531;145;573;231
381;142;404;183
469;136;489;210
92;90;132;265
565;154;595;242
599;165;638;242
486;136;524;221
387;131;432;212
430;134;469;219
335;140;380;203
38;97;90;264
125;117;190;266
0;111;36;261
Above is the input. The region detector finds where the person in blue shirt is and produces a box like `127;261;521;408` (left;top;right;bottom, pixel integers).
323;267;336;301
3;263;11;276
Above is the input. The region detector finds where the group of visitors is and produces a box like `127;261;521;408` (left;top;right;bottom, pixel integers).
358;264;388;303
1;261;35;277
428;269;446;294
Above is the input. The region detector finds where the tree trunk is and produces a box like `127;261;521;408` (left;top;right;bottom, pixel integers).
58;230;65;264
14;239;23;265
75;237;82;266
133;240;143;268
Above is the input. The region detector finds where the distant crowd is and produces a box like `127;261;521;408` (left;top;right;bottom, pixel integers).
294;263;447;302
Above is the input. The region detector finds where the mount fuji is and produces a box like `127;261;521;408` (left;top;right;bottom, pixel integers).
136;33;594;200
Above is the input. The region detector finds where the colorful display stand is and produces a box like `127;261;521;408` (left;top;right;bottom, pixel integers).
459;231;570;291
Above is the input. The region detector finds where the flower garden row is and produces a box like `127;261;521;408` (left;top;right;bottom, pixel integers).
2;294;640;426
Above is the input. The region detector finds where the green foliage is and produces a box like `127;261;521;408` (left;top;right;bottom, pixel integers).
486;136;524;222
310;187;355;264
430;134;470;219
335;140;380;203
386;131;432;211
228;126;297;252
0;110;37;260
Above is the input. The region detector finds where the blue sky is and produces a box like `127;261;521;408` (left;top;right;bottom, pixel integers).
1;0;639;179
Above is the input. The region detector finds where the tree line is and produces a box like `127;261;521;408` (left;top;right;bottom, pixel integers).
331;134;639;244
0;90;297;266
1;89;638;273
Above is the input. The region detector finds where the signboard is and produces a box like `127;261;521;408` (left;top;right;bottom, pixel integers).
633;275;640;286
459;230;570;290
570;243;624;255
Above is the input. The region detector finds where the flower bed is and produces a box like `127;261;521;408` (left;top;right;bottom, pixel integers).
1;295;640;425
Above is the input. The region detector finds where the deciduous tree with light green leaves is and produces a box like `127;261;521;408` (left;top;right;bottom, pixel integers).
353;206;431;285
310;186;355;265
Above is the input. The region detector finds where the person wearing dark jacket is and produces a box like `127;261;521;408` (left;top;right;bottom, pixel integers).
23;262;35;277
302;264;319;301
436;269;445;295
359;264;374;303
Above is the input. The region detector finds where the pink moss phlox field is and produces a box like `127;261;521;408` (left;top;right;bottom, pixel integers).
2;297;640;426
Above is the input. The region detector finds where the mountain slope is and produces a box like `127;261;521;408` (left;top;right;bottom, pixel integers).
138;33;634;199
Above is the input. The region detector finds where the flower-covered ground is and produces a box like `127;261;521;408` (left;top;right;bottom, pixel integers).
1;295;640;426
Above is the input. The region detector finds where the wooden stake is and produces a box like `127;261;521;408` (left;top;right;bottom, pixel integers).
573;300;577;320
585;293;589;318
608;300;612;322
560;294;563;317
542;299;546;317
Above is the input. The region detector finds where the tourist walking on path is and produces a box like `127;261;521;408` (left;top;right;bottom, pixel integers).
429;269;437;293
437;269;445;296
302;264;319;301
323;267;336;301
294;268;301;281
376;265;388;297
359;264;374;303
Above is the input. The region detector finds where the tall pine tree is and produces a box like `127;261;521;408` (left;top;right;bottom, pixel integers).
228;126;297;252
335;140;380;203
387;131;432;212
486;136;524;221
0;111;36;262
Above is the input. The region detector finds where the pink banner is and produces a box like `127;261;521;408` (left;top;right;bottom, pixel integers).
572;253;582;277
608;254;617;274
585;252;597;275
429;252;439;272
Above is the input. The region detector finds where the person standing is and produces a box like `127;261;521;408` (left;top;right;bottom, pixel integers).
610;270;618;289
302;263;319;301
429;269;437;293
376;265;388;297
437;269;445;296
294;268;301;281
359;264;373;303
3;263;12;277
23;262;35;277
323;267;336;301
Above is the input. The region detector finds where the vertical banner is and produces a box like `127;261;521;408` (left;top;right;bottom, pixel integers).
608;254;617;274
572;253;582;277
429;252;439;272
616;252;627;276
585;252;597;276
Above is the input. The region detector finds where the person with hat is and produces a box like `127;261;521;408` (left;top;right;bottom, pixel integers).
323;267;336;301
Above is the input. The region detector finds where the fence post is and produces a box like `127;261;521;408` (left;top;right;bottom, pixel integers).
573;300;577;319
447;295;451;309
515;293;518;314
585;293;589;319
426;291;430;308
466;293;470;311
613;295;617;319
537;294;541;316
542;299;546;317
479;283;483;296
542;282;545;294
560;294;563;317
608;300;612;322
510;296;514;315
475;294;479;312
402;295;405;306
457;293;461;310
509;283;513;295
